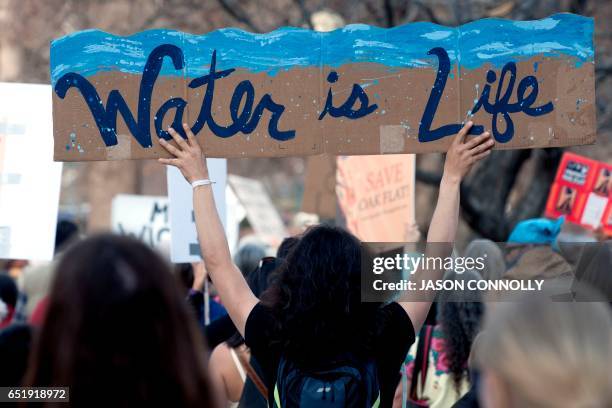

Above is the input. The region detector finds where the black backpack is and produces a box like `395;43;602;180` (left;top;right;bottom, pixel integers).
272;353;380;408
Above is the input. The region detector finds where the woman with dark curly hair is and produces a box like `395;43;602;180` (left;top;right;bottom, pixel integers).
160;121;493;408
438;270;485;397
394;270;484;408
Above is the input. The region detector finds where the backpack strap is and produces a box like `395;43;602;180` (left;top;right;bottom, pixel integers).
236;350;269;402
371;392;381;408
409;325;434;401
273;384;281;408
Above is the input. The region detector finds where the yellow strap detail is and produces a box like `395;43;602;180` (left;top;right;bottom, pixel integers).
371;391;381;408
274;384;281;408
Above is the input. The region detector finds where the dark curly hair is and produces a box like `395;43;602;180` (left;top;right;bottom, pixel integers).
261;225;382;364
438;271;484;395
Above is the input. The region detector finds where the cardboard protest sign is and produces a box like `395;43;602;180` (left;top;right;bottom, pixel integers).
545;152;612;235
111;195;170;251
228;175;287;244
166;159;227;263
0;83;63;261
50;14;594;161
336;154;418;242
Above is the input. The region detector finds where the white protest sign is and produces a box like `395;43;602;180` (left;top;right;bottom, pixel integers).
226;184;247;255
228;175;287;245
167;159;227;263
0;83;63;261
111;195;170;252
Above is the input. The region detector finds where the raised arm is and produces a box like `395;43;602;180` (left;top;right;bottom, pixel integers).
400;122;493;333
159;124;258;336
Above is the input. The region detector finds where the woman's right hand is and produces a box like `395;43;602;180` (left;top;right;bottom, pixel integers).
443;121;494;184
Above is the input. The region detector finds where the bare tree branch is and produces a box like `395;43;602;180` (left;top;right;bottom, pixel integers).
460;150;531;241
383;0;395;27
294;0;313;28
216;0;261;32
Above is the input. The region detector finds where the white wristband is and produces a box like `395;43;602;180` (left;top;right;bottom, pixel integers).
191;179;215;189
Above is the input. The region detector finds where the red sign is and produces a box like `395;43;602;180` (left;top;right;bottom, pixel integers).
545;152;612;235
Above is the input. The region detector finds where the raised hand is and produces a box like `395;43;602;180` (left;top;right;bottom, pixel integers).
158;123;209;183
443;121;494;184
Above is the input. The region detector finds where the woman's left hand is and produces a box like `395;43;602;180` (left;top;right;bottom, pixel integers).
158;123;209;183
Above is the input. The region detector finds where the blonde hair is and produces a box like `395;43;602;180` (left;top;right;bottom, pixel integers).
476;296;612;408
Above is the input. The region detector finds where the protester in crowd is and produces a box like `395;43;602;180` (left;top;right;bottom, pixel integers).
436;271;485;397
23;234;214;407
160;120;493;407
176;262;196;296
0;323;32;386
210;334;251;407
204;236;299;351
475;295;612;408
0;274;18;329
177;262;228;328
14;219;79;322
504;216;574;298
233;238;268;276
571;241;612;302
204;239;299;406
504;216;566;273
555;222;600;266
395;270;485;408
209;257;278;407
0;260;28;279
463;239;505;281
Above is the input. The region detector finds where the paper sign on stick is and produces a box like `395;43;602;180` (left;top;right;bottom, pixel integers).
50;14;595;161
228;175;287;245
225;184;247;255
111;194;170;251
0;83;63;261
167;159;227;263
545;152;612;235
337;154;417;242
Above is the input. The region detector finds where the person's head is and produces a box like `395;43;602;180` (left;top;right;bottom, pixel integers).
54;219;79;253
0;323;32;386
263;225;380;362
438;270;485;395
464;239;505;281
0;274;17;329
174;263;195;296
24;234;213;407
475;296;612;408
233;241;267;277
276;236;300;260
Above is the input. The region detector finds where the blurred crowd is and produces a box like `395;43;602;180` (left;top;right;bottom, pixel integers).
1;212;611;408
1;125;612;407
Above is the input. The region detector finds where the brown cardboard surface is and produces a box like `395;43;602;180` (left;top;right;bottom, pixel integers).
50;15;596;161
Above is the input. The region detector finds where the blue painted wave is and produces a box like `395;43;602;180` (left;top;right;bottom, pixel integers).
50;13;593;85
